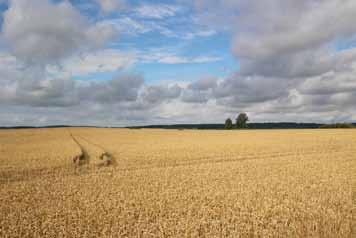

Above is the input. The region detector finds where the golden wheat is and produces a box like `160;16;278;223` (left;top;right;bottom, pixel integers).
0;128;355;237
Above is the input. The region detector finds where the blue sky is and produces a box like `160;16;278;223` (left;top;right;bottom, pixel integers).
56;0;238;84
0;0;356;126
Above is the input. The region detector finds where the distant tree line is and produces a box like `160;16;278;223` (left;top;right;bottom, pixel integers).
225;113;249;130
224;114;356;130
319;123;355;129
129;122;325;130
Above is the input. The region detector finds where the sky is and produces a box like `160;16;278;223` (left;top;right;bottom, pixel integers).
0;0;356;126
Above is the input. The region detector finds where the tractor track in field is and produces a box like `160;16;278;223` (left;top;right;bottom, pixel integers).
69;132;90;165
75;134;107;152
69;131;116;168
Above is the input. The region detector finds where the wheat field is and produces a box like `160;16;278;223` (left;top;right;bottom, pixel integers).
0;128;355;237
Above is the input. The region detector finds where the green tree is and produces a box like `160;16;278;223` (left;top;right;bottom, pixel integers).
225;118;233;130
236;113;249;129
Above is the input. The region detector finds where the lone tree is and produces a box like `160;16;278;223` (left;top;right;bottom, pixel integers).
225;118;233;130
236;113;249;129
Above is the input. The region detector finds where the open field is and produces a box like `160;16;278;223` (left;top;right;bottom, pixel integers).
0;128;355;237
